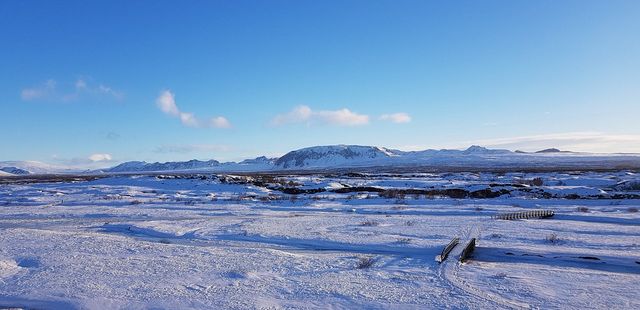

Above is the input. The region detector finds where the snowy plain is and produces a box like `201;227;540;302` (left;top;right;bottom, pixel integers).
0;172;639;309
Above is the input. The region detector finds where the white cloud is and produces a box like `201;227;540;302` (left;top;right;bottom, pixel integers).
155;90;232;129
271;105;313;125
88;153;113;162
271;105;369;126
156;90;180;116
21;78;122;102
380;112;411;123
179;112;200;127
316;109;369;126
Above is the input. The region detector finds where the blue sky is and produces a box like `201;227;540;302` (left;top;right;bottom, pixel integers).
1;0;639;167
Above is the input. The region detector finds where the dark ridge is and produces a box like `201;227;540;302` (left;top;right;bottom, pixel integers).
0;166;30;175
535;148;562;153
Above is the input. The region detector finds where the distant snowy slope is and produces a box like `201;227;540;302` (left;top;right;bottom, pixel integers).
106;159;221;173
104;144;640;173
272;145;640;170
535;148;563;153
0;166;30;175
0;161;72;175
230;156;278;170
237;156;277;166
274;145;400;169
8;145;640;175
399;145;512;160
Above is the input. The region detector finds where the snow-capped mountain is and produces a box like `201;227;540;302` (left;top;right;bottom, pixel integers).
4;145;640;175
462;145;512;155
238;156;277;166
0;166;30;175
0;161;73;175
106;159;221;173
272;145;640;170
104;157;278;173
274;145;400;169
228;156;278;171
92;145;640;173
535;148;564;153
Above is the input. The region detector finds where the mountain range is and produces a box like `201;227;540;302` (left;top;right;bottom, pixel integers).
2;145;640;175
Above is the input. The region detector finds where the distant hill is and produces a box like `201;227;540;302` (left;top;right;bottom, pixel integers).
3;145;640;175
0;161;71;175
107;159;221;173
0;166;30;175
274;145;398;169
535;148;563;153
104;145;640;173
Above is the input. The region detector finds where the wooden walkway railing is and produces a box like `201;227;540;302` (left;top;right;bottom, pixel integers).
436;237;459;263
493;210;554;220
459;238;476;263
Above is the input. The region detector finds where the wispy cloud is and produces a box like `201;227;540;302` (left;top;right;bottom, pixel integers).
97;84;123;99
271;105;369;126
380;112;411;123
395;132;640;153
21;78;123;102
156;90;231;129
21;79;56;100
154;144;231;154
467;132;640;153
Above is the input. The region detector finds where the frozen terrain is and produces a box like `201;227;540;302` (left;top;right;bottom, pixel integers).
0;171;639;309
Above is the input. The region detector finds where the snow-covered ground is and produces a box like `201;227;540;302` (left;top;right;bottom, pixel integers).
0;172;639;309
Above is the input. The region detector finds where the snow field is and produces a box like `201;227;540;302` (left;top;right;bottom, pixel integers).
0;173;639;309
